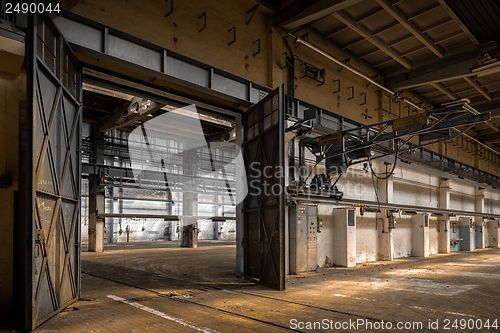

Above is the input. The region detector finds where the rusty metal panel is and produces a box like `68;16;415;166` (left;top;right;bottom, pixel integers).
25;12;82;330
243;87;285;290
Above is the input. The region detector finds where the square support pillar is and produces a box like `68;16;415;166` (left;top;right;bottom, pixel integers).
378;164;394;204
377;211;394;261
88;125;105;252
475;188;485;249
475;223;484;249
487;220;500;248
438;179;451;253
181;151;199;248
331;209;356;267
377;165;394;261
88;174;105;252
412;214;430;257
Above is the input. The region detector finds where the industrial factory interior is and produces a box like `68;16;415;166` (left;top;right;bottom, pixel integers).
1;0;500;331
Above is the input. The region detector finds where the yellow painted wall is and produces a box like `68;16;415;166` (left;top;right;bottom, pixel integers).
71;0;273;87
0;71;20;310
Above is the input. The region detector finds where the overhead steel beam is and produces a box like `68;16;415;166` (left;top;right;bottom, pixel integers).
464;77;493;101
332;11;413;69
52;13;271;109
385;41;500;90
431;82;457;100
273;0;365;30
375;0;444;59
82;69;241;118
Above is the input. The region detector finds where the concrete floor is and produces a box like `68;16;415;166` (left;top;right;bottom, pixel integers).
6;242;500;332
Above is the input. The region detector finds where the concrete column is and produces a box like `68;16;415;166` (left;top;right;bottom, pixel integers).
378;163;394;204
475;188;485;249
412;214;430;257
438;179;451;253
88;125;105;252
181;150;198;248
88;174;105;252
377;212;392;261
331;209;356;267
378;163;393;261
487;220;500;248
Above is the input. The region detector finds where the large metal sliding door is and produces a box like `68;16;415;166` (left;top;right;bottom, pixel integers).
242;87;285;290
25;13;82;330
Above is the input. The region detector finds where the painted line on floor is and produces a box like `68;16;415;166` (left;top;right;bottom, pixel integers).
107;294;220;333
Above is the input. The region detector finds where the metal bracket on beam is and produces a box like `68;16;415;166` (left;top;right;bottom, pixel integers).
366;75;378;88
246;4;259;25
228;27;236;45
347;86;354;100
198;12;206;32
253;39;260;57
333;79;340;94
360;92;366;106
338;58;350;73
165;0;173;18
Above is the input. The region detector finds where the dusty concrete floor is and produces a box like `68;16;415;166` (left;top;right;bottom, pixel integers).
7;242;500;332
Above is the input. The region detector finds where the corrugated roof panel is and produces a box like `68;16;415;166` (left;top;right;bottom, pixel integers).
444;0;500;44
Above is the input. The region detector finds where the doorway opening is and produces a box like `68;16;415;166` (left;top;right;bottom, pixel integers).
79;70;245;286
